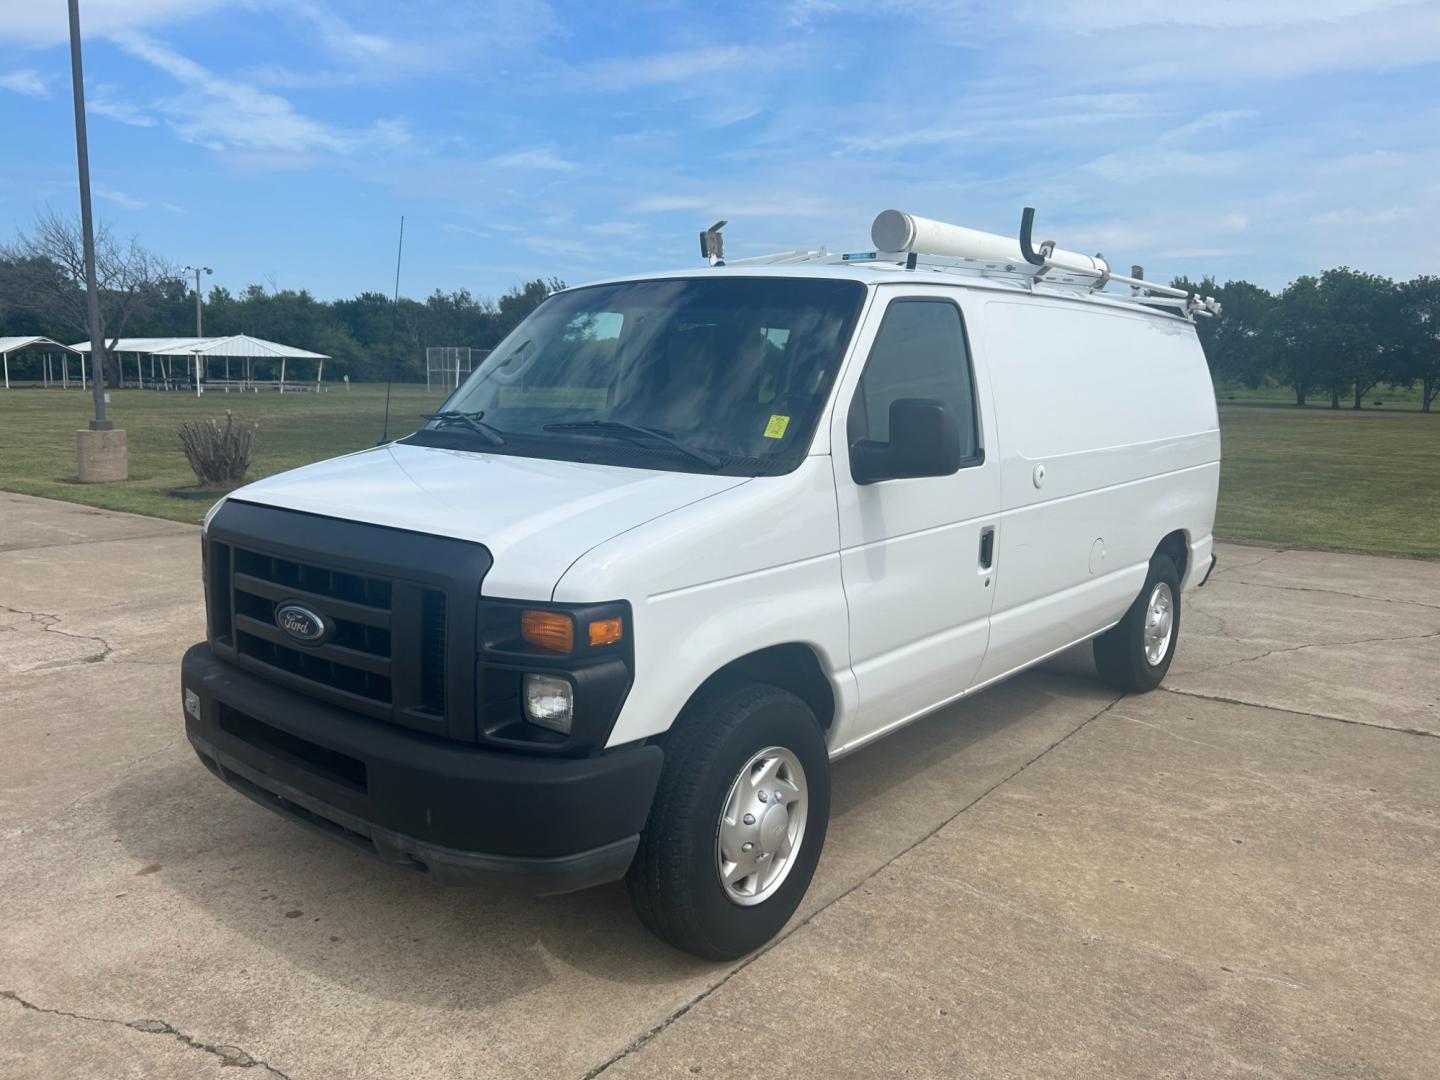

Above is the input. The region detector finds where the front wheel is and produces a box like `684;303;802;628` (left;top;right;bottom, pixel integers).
626;682;830;960
1093;554;1181;693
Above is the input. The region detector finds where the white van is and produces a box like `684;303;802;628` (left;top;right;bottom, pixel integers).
182;211;1219;960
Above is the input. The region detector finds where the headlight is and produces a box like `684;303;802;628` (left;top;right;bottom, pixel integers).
523;674;574;734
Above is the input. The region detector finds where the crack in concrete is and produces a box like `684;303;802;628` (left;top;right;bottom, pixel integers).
0;604;115;666
1177;628;1440;677
0;530;195;554
1208;548;1288;578
581;695;1125;1079
1111;711;1227;751
1158;686;1439;740
0;990;293;1078
1225;578;1440;612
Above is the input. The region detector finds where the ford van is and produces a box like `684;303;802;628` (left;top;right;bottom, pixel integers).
182;210;1220;959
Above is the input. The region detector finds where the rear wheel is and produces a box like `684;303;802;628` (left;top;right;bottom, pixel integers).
626;682;830;960
1093;554;1181;692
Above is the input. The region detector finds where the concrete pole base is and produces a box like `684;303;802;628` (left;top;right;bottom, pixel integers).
76;428;129;483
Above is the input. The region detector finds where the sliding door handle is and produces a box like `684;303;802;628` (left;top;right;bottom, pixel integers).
978;526;995;571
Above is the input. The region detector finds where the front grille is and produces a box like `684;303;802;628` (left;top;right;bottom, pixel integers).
420;589;447;714
203;502;491;742
228;546;397;714
213;539;451;731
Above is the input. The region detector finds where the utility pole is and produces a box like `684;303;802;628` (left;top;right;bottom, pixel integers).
67;0;127;481
183;265;213;336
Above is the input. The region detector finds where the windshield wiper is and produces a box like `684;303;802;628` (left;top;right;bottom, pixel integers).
542;420;722;469
424;409;506;446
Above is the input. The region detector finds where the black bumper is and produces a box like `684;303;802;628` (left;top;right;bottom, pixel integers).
181;643;662;894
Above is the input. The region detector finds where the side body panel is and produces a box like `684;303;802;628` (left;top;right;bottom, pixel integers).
973;297;1220;685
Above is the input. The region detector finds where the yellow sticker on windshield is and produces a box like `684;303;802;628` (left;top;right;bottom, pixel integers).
763;414;791;439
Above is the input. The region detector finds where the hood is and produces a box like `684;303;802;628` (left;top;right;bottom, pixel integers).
229;443;749;599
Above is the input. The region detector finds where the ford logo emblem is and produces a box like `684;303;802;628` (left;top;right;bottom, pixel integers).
276;603;327;644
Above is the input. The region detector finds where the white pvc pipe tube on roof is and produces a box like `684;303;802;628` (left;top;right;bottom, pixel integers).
871;210;1107;276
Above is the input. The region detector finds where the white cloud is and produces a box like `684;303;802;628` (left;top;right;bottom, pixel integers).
565;46;764;93
289;0;395;61
1031;0;1440;81
443;223;491;239
584;221;641;237
0;0;234;47
110;31;410;156
89;85;156;127
1038;0;1415;31
0;69;49;98
1310;206;1413;225
1081;110;1255;181
487;148;576;172
95;187;147;210
840;127;978;153
629;195;708;213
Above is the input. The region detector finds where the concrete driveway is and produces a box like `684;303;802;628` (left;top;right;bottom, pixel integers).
1;490;1436;1079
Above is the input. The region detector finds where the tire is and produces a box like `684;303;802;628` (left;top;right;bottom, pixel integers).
626;681;831;960
1093;554;1181;693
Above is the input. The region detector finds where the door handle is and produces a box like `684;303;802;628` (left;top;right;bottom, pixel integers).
978;526;995;571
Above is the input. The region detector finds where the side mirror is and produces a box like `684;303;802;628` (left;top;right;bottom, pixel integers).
849;398;963;485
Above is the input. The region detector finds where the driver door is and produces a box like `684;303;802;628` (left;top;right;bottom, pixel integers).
829;289;1001;751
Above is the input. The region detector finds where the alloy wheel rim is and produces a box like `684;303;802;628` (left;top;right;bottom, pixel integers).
715;746;808;906
1143;581;1175;666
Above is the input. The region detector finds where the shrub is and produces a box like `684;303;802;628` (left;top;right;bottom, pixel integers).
178;412;257;486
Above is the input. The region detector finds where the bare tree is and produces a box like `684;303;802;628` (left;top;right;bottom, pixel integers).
3;208;178;380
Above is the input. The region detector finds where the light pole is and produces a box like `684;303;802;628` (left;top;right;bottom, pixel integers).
67;0;127;481
183;265;213;336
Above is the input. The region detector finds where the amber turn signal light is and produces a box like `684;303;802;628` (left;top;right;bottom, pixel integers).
521;610;574;653
588;617;624;647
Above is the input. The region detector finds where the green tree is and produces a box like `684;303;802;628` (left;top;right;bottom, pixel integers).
1174;276;1275;387
1396;276;1440;413
1317;268;1399;409
1273;275;1327;406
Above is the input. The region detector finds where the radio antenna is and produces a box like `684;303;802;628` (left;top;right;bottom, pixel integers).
376;214;405;446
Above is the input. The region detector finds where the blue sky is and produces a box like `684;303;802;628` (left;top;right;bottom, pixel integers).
1;0;1438;301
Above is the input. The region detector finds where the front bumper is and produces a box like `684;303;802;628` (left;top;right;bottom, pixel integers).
181;643;663;894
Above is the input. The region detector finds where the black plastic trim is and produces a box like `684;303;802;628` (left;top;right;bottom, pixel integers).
190;731;641;893
182;643;662;875
1198;553;1218;588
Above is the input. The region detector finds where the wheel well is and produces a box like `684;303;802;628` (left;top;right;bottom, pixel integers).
690;643;836;731
1155;530;1189;583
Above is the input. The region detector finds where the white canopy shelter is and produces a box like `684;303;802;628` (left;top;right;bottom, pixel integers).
0;336;85;391
71;334;334;393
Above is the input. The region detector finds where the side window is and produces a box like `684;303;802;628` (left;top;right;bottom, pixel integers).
849;299;980;459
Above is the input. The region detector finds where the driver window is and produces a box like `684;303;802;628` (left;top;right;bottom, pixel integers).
849;299;979;459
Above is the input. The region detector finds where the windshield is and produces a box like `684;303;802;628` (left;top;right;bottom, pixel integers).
406;276;866;476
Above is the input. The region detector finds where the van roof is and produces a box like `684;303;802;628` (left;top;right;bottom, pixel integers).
566;262;1196;323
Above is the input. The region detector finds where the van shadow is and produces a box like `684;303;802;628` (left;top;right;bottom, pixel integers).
828;647;1101;820
107;647;1105;1012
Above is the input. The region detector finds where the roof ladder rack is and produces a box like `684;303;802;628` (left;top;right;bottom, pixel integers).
701;208;1222;320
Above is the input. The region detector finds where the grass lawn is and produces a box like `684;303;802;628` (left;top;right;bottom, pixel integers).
1;385;1436;558
1215;403;1439;559
0;385;449;524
